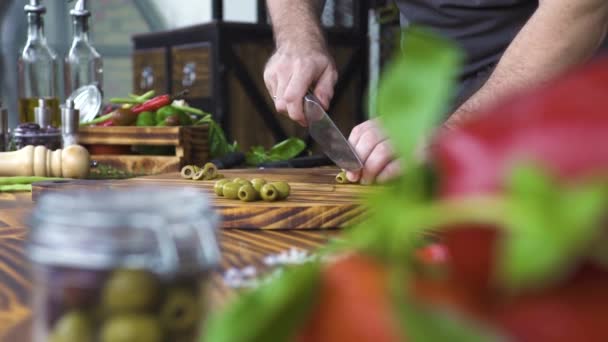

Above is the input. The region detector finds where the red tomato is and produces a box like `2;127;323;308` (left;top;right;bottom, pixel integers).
296;254;403;342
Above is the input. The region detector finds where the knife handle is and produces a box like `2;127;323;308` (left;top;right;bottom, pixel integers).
259;155;332;168
210;152;245;169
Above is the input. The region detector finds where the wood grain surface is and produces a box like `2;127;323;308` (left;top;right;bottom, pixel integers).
0;191;338;341
32;168;370;230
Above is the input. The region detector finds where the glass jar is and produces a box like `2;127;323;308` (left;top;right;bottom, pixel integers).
27;187;221;342
11;123;62;151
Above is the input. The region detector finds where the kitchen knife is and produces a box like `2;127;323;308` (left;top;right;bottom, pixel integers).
303;92;363;172
209;151;245;169
258;154;333;168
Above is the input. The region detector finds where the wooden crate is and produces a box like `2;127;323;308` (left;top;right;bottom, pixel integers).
77;125;209;176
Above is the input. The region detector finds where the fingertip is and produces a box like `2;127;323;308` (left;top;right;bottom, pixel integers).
346;171;360;183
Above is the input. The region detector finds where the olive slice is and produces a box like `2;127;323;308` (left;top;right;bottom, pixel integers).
192;170;205;181
180;166;196;179
335;171;349;184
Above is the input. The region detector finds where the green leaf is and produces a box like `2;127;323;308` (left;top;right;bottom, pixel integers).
398;298;504;342
500;164;608;291
268;138;307;160
376;26;463;167
387;257;504;342
204;262;321;342
244;138;307;166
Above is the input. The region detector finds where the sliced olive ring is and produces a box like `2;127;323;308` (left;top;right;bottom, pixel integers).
335;171;350;184
192;170;206;181
180;165;196;179
202;163;218;180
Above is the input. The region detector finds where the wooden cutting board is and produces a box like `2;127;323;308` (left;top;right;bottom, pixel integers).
31;168;370;230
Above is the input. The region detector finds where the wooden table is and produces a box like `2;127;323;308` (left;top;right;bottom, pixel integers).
0;191;338;341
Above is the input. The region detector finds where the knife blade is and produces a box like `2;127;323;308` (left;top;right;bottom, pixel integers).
303;92;363;172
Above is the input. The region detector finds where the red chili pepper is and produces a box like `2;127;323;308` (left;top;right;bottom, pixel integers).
99;120;114;127
131;90;189;114
430;58;608;296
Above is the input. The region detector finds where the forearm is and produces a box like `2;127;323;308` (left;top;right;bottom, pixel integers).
447;0;608;127
267;0;326;50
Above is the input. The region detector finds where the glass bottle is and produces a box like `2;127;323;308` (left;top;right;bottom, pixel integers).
64;0;103;99
18;1;60;127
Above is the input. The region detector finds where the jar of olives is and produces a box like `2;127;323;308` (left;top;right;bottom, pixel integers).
27;187;221;342
11;122;62;151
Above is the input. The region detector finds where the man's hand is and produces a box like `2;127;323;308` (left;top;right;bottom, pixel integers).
264;46;338;126
346;119;402;185
265;0;337;126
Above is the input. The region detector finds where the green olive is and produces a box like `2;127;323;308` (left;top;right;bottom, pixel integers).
232;177;247;185
101;269;160;315
180;165;195;179
238;184;259;202
251;178;267;192
270;181;290;199
49;311;93;342
100;314;162;342
222;182;241;200
260;184;279;202
160;287;200;333
192;170;205;181
202;162;218;180
214;179;231;196
335;171;349;184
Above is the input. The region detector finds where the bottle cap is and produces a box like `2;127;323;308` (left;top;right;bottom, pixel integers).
61;100;80;136
70;0;90;17
24;0;45;13
34;98;51;128
67;85;102;124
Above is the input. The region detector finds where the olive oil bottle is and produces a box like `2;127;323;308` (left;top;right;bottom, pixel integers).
64;0;103;97
18;0;60;127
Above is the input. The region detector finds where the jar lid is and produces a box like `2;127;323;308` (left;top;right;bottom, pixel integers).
67;85;102;124
13;123;61;137
28;186;221;276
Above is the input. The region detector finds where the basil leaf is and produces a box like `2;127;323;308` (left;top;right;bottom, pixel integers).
268;138;307;160
376;26;463;167
204;262;321;342
500;164;608;291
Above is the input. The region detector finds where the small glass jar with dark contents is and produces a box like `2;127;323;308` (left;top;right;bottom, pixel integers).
11;123;62;150
27;187;221;342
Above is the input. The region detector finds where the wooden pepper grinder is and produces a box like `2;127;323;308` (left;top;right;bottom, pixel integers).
0;144;90;179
